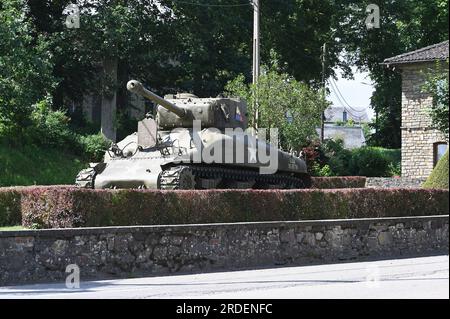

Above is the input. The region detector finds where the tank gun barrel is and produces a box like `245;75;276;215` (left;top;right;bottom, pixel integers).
127;80;186;118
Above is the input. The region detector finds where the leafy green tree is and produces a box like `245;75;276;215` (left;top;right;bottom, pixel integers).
422;61;449;137
0;0;56;139
334;0;449;148
225;63;329;151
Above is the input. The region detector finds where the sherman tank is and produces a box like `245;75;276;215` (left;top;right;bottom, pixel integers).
75;80;311;189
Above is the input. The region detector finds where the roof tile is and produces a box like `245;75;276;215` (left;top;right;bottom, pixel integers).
383;41;449;66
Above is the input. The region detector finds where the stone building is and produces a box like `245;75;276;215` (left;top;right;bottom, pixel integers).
383;41;449;179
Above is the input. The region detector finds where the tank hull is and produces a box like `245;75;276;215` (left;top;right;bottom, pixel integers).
76;128;310;189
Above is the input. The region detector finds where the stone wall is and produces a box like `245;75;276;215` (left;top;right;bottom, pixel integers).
0;215;448;286
400;62;448;179
365;177;426;188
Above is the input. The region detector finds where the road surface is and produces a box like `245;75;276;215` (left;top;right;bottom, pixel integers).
0;255;448;299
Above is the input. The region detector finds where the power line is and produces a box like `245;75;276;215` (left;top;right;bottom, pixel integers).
328;80;365;121
171;0;252;7
329;77;367;113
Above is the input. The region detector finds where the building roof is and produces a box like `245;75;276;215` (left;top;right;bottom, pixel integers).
383;40;449;66
324;106;369;123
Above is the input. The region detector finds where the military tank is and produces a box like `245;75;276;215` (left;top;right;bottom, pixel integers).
75;80;311;189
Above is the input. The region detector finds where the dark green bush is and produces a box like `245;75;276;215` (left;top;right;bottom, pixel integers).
25;98;75;148
0;188;21;226
77;133;110;162
321;139;353;176
349;147;391;177
318;139;401;177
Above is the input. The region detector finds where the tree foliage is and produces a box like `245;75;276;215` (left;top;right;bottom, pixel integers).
422;61;449;137
334;0;449;148
225;61;329;151
0;0;448;149
0;0;56;138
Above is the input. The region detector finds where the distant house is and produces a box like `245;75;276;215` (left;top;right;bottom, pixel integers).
383;40;449;179
323;106;369;124
316;106;369;149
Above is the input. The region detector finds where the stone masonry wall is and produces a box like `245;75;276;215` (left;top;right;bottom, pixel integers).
0;215;448;286
365;177;426;188
400;63;448;179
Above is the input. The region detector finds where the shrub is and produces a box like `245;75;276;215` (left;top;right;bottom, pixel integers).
321;139;353;176
423;150;449;189
11;186;448;228
317;139;401;177
77;133;110;162
311;164;333;177
349;147;391;177
388;162;401;177
0;188;21;226
25;97;75;148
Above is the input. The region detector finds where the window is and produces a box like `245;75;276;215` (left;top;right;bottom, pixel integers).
433;142;448;166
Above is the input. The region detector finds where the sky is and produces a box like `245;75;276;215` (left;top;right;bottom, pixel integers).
327;67;376;121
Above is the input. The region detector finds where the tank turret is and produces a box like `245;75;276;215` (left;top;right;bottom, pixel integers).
127;80;248;130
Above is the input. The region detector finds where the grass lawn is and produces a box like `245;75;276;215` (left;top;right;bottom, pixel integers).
0;225;26;231
0;143;87;187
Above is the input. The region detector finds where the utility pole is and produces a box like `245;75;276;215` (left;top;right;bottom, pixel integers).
252;0;260;135
320;43;326;143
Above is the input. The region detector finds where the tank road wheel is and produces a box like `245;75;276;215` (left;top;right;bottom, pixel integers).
158;166;196;190
178;167;196;189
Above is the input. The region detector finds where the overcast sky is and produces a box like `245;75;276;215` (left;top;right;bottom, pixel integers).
328;67;376;121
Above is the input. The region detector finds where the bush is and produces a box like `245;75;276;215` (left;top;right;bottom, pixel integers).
323;139;353;176
77;133;110;162
0;188;21;226
25;97;75;148
349;147;391;177
317;139;401;177
7;186;447;228
423;150;449;189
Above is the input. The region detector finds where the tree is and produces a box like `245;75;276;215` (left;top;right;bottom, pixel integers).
334;0;449;148
422;61;449;137
225;62;329;152
0;0;56;140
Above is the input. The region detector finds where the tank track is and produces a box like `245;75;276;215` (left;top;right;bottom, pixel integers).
158;166;196;190
75;167;96;188
158;165;311;190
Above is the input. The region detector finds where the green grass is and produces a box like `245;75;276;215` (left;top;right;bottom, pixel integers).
0;225;26;231
0;143;87;187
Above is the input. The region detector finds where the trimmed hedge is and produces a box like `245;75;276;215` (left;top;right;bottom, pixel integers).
2;186;445;229
311;177;366;189
423;150;449;189
0;188;22;226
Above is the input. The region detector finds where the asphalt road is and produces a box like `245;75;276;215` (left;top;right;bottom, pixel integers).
0;255;448;299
